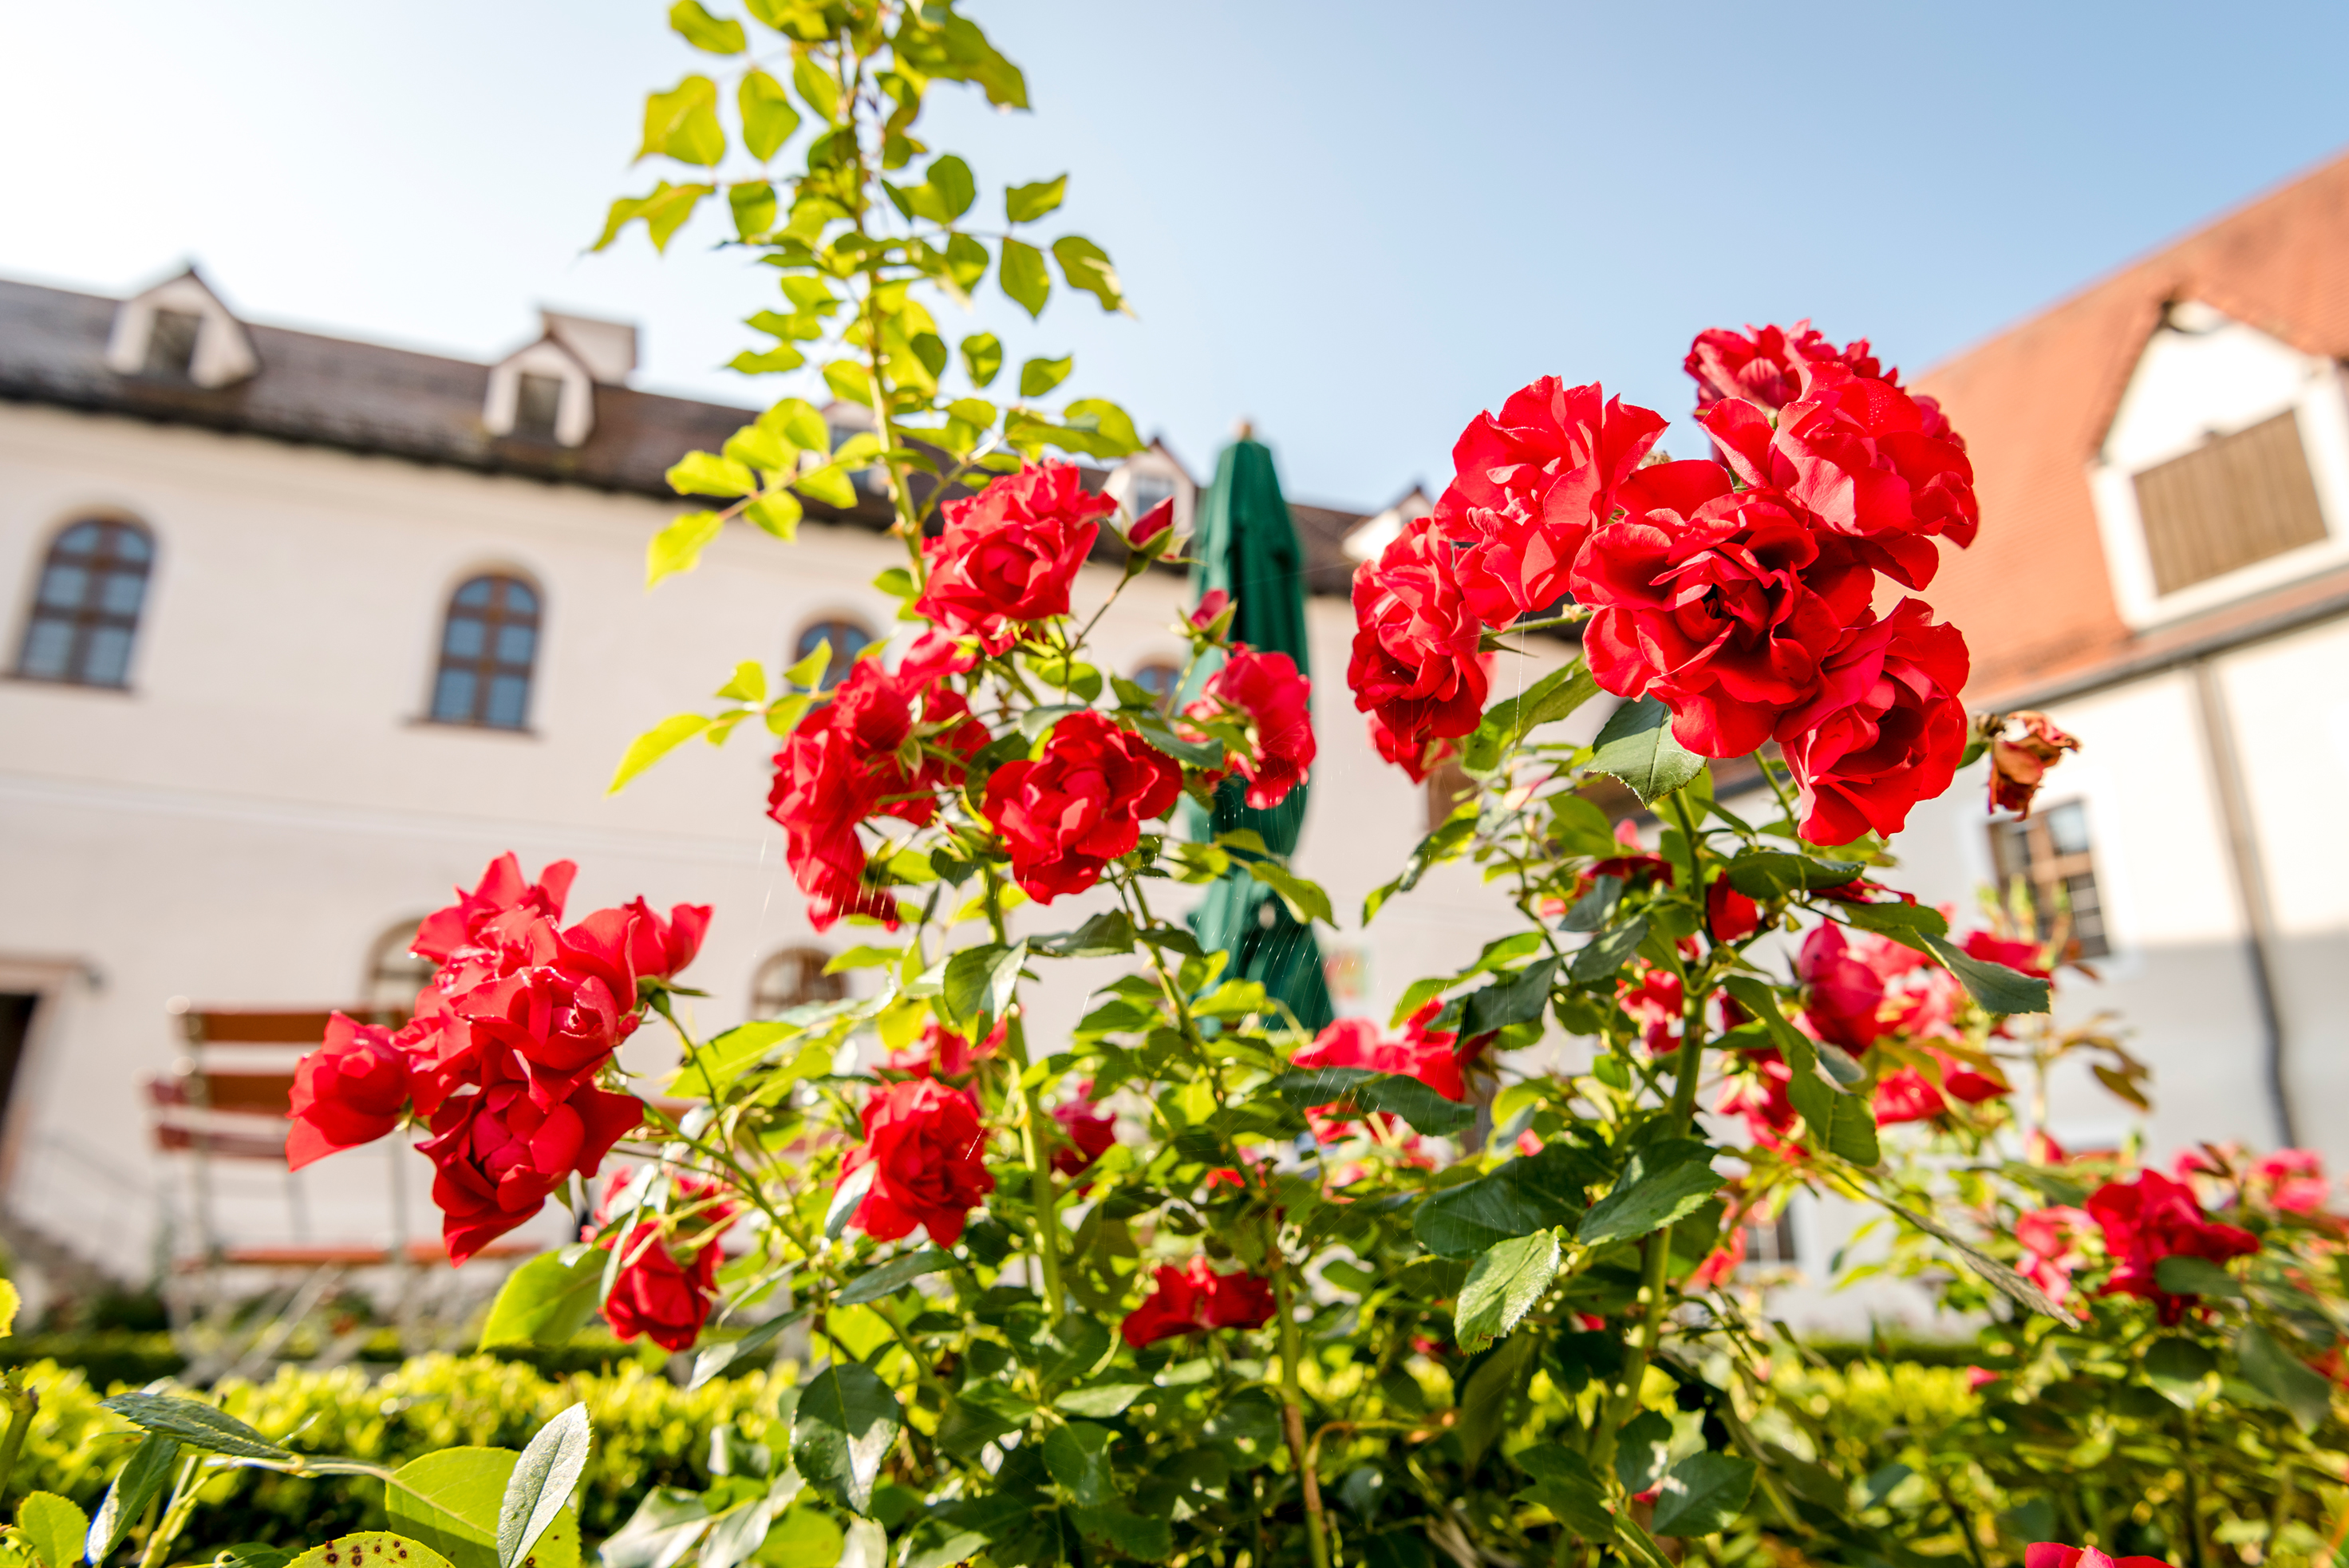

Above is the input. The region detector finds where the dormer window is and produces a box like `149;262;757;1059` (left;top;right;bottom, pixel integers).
2089;301;2349;627
512;373;566;444
144;310;203;381
1105;445;1197;536
105;268;259;389
484;310;635;451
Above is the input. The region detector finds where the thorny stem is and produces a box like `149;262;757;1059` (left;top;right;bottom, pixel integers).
1275;1268;1332;1568
983;865;1065;1320
0;1373;36;1503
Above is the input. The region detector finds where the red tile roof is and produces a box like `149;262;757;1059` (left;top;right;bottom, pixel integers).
1912;148;2349;704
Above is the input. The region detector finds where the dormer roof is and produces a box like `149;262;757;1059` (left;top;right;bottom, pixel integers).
103;266;258;388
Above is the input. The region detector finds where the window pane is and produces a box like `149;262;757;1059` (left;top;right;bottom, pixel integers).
514;373;564;440
97;568;147;617
503;581;539;616
2045;802;2090;857
486;675;529;729
442;614;486;658
54;522;100;555
432;669;476;722
495;623;536;665
81;627;132;686
111;526;152;563
794;619;872;690
37;565;88;610
18;618;71;677
454;578;494;607
144;310;202;380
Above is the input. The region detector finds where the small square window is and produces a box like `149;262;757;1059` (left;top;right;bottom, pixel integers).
1990;801;2110;959
512;373;565;442
1739;1206;1799;1272
144;310;202;381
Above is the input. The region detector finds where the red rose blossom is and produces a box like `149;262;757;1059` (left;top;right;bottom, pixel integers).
1366;712;1457;784
1434;378;1667;624
1778;599;1970;846
594;1173;736;1352
556;899;713;999
286;1012;414;1170
1348;515;1489;763
1292;1001;1467;1108
2086;1170;2259;1325
1705;875;1760;944
1051;1085;1117;1177
913;462;1112;651
2023;1543;2168;1568
1120;1256;1277;1348
1715;1050;1798;1148
841;1077;996;1247
412;854;575;965
421;1076;645;1265
887;1018;1005;1082
1185;646;1316;809
1684;322;1896;415
982;710;1182;901
1794;923;1893;1052
1988;710;2081;818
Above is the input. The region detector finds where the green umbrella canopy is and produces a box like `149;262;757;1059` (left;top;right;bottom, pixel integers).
1183;433;1334;1035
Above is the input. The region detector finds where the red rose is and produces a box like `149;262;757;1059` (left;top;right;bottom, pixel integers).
421;1077;644;1265
286;1012;413;1170
1962;930;2051;978
1186;646;1315;810
556;899;713;999
1684;322;1889;415
1348;515;1489;761
1190;588;1231;631
1292;1001;1467;1106
1050;1085;1117;1177
1619;966;1684;1057
1715;1051;1797;1147
1705;875;1760;944
413;854;575;964
1127;496;1174;547
841;1077;996;1247
1794;924;1891;1052
886;1018;1005;1082
913;462;1111;651
1119;1257;1277;1348
1872;1051;2005;1126
1366;713;1457;784
981;710;1182;901
1433;378;1667;624
1779;600;1970;846
594;1174;736;1352
1703;368;1978;589
1573;465;1874;757
2015;1205;2093;1303
1987;710;2081;818
2024;1543;2169;1568
459;967;638;1104
2087;1171;2259;1325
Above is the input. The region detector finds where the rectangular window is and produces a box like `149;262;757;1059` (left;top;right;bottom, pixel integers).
513;373;565;441
1989;800;2110;959
2132;411;2329;595
1740;1205;1798;1271
144;309;203;381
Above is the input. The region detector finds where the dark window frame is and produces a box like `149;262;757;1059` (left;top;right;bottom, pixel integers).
792;617;876;692
1989;800;2111;960
14;517;156;689
428;573;542;730
752;946;847;1017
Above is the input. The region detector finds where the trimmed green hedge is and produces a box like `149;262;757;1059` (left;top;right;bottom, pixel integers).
2;1353;788;1558
0;1333;669;1390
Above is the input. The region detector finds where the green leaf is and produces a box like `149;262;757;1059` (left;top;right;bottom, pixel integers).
1060;398;1143;456
1070;1505;1171;1562
1613;1410;1674;1493
668;452;758;499
1517;1448;1613;1538
640;76;725;166
86;1435;180;1564
1043;1423;1117;1506
795;1365;902;1515
960;332;1004;389
1463;661;1601;773
726;180;776;240
101;1393;290;1460
1922;934;2051;1016
837;1246;953;1306
1724;851;1865;900
738;69;800;160
1269;1068;1472;1139
1055;1384;1147;1419
999;239;1049;318
1455;1230;1562;1352
388;1449;580;1568
1885;1201;2079;1326
1569;914;1648;984
1577;1143;1722;1247
1558;875;1621;934
2236;1324;2331;1432
648;510;724;586
1032;911;1137;959
2154;1254;2246;1300
1249;860;1334;928
1005;175;1068;223
593;183;713;254
608;713;711;794
926;155;976;220
1455;1328;1538;1470
1650;1451;1756;1538
478;1250;606;1348
1412;1144;1590;1258
18;1493;88;1568
1461;958;1557;1038
497;1404;590;1568
668;1;745;53
790;53;839;122
1018;355;1072;398
285;1537;455;1568
1837;900;1950;947
688;1309;805;1391
942;941;1024;1041
1587;697;1704;804
1051;236;1126;312
2143;1337;2220;1409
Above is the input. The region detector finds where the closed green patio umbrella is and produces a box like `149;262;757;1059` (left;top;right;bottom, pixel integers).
1185;431;1334;1034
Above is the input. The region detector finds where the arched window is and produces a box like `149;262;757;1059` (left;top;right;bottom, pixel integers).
16;519;154;688
431;575;540;729
792;617;874;692
752;946;847;1017
362;919;434;1014
1130;660;1182;712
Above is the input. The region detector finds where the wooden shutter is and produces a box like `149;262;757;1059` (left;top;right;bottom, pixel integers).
2132;410;2329;595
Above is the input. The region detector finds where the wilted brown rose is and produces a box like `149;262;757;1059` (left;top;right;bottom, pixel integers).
1987;710;2081;816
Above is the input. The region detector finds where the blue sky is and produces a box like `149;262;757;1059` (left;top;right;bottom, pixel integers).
6;0;2348;509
